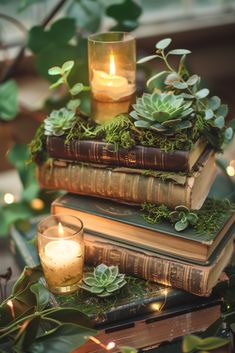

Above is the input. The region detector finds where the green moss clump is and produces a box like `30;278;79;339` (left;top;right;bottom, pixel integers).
28;124;47;164
142;199;234;238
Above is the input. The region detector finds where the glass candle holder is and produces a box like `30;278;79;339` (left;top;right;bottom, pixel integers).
37;215;84;294
88;31;136;123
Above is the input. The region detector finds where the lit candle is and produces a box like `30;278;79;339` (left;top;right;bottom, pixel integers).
91;54;135;101
38;220;84;293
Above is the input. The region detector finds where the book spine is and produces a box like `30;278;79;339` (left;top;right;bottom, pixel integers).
84;238;210;296
37;161;191;208
47;137;190;172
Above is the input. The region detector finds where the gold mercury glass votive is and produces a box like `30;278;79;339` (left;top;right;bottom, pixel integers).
88;31;136;123
37;214;84;294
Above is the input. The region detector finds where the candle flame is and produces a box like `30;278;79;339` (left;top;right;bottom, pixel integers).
109;54;116;76
58;222;64;237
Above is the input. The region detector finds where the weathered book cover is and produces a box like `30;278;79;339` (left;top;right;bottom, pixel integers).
9;220;221;326
51;193;235;263
38;148;216;209
84;230;234;296
46;136;207;172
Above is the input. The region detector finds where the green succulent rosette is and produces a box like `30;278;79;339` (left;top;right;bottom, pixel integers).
130;92;193;135
44;108;77;136
79;264;127;298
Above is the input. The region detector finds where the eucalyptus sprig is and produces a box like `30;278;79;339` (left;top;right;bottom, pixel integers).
48;60;90;112
137;38;234;148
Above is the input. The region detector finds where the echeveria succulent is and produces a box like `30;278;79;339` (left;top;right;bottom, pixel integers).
44;108;77;136
79;264;127;297
170;205;198;231
130;92;193;135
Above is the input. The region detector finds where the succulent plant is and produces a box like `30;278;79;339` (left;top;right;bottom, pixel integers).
79;264;127;297
169;205;198;231
130;92;193;134
44;108;77;136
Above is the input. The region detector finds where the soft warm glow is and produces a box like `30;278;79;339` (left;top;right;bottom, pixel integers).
150;302;161;311
106;342;116;350
163;289;168;296
229;160;235;167
7;300;15;319
226;166;235;176
109;54;116;76
30;198;44;210
58;222;64;237
4;193;15;204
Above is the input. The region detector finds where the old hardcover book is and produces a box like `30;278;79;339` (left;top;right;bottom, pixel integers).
84;231;234;296
9;220;220;325
51;193;235;263
46;136;207;172
38;148;216;209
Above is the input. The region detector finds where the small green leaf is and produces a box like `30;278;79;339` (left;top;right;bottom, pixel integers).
0;80;18;121
67;99;81;111
195;88;209;99
147;71;169;87
187;74;199;86
172;81;188;89
137;55;158;64
30;283;50;311
175;220;188;232
164;72;179;85
225;127;233;140
62;60;74;73
217;104;228;118
48;66;61;75
155;38;172;50
207;96;221;110
214;116;225;129
204;109;214;120
168;49;191;55
69;83;84;96
182;335;203;353
49;77;64;90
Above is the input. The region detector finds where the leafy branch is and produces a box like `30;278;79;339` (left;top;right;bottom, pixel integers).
137;38;234;148
48;60;90;112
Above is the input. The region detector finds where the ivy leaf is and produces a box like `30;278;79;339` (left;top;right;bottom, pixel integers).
106;0;142;22
48;67;62;76
186;74;199;86
49;18;76;45
204;109;214;120
12;266;43;296
30;283;50;311
168;49;191;55
111;19;139;32
70;83;84;96
137;55;158;64
62;61;74;74
182;335;203;353
214;116;225;129
217;104;228;118
67;99;81;111
155;38;172;50
224;127;233;141
207;96;221;111
27;26;50;54
172;81;188;89
0;80;18;121
195;88;209;99
29;323;96;353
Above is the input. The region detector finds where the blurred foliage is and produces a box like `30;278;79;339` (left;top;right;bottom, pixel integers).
0;80;18;121
0;143;58;237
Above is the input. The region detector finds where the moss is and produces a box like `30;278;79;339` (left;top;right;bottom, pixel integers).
142;198;234;238
56;274;163;319
28;124;47;164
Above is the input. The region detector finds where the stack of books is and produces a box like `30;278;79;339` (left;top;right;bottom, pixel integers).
36;135;235;297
